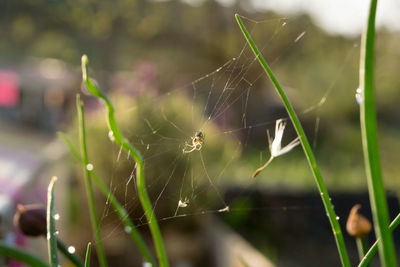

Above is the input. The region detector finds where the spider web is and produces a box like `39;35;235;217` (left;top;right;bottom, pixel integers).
83;14;359;247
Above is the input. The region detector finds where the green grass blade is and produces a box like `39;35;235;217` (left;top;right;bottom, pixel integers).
47;176;59;267
235;14;351;267
81;55;168;267
56;239;84;267
356;237;369;267
359;0;397;266
0;242;49;267
77;94;108;267
359;213;400;267
84;243;92;267
59;131;156;266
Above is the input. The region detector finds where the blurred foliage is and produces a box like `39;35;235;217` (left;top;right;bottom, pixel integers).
1;0;400;191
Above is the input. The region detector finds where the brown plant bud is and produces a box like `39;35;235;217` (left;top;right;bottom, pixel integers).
346;204;372;238
14;204;47;237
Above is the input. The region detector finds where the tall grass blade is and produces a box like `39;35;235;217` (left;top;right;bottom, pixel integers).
77;94;108;267
235;14;351;267
359;0;397;266
58;132;156;266
81;55;168;267
47;176;59;267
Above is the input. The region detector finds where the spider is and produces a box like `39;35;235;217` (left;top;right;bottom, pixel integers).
178;198;189;208
182;130;205;153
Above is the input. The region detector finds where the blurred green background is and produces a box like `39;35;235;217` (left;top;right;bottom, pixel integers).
1;0;399;191
1;0;400;266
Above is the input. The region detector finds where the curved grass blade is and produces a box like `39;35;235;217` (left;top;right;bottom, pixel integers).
359;213;400;267
358;0;397;265
235;14;351;267
77;95;108;267
0;242;49;267
47;176;59;267
58;132;156;266
81;55;168;267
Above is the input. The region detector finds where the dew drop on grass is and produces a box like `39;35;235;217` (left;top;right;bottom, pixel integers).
320;192;323;196
86;163;94;171
336;216;340;220
108;131;115;142
67;246;76;254
124;226;132;233
54;231;59;236
54;213;60;220
355;87;363;104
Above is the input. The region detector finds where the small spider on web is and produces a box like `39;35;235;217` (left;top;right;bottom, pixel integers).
182;130;205;153
178;198;189;208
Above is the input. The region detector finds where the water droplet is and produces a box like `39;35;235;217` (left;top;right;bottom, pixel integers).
67;246;76;254
124;226;132;233
326;213;329;217
54;213;60;220
355;87;363;104
336;216;340;220
329;197;332;201
54;231;59;236
86;163;94;171
108;131;115;142
320;192;324;196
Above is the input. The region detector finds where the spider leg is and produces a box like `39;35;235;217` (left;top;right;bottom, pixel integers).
183;144;196;154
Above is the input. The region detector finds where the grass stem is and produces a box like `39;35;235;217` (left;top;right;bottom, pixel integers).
77;95;108;267
359;0;397;266
58;132;156;266
84;243;92;267
359;213;400;267
81;55;168;267
47;176;59;267
356;237;368;266
235;14;351;267
57;239;84;267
